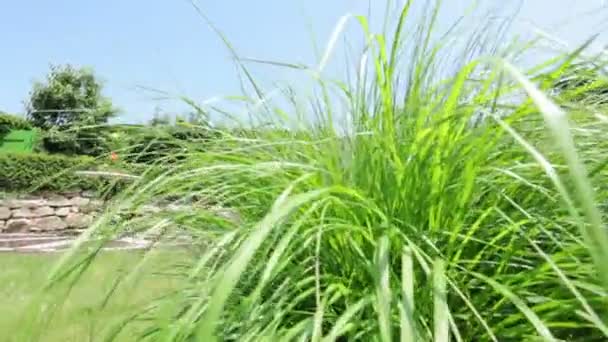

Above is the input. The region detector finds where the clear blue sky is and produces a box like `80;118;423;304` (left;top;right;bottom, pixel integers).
1;1;606;123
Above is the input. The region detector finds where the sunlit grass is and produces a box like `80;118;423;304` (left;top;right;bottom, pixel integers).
12;0;608;341
1;251;187;341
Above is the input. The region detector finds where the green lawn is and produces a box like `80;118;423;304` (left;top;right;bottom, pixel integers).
0;250;187;341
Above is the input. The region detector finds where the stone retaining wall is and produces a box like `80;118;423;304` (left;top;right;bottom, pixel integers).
0;191;104;233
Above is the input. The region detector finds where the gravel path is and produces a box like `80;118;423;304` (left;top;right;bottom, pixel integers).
0;233;174;253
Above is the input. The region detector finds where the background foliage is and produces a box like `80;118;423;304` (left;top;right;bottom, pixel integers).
0;153;129;194
0;112;32;136
25;65;117;156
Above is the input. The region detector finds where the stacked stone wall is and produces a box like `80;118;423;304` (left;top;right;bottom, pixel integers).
0;191;104;234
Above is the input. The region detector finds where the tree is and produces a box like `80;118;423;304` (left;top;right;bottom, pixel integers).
25;64;118;155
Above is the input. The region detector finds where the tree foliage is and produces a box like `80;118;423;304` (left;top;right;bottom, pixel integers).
25;65;118;155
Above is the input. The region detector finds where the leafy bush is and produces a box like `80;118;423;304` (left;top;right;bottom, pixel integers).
114;123;218;164
0;113;32;135
0;153;128;193
40;125;112;157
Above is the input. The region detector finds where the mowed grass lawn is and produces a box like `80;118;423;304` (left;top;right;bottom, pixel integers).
0;250;189;341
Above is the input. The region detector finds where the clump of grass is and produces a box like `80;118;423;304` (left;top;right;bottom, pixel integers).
20;1;608;341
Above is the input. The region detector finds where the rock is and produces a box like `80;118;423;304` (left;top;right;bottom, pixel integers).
17;193;39;199
31;216;67;231
0;207;11;220
46;195;71;207
81;199;103;214
61;228;86;236
65;213;93;228
55;207;71;217
70;197;90;207
63;190;82;198
0;220;5;231
5;219;30;233
4;199;45;209
69;206;80;213
10;208;30;218
35;206;55;217
81;190;97;198
12;206;54;219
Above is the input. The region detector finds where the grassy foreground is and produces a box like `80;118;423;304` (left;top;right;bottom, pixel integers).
14;1;608;341
1;251;187;341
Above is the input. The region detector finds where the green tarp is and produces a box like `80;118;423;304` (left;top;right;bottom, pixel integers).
0;130;36;153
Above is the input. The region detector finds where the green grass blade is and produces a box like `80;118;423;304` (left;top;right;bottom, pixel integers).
401;246;416;342
433;259;449;342
471;271;557;341
196;185;330;341
502;60;608;289
376;235;392;342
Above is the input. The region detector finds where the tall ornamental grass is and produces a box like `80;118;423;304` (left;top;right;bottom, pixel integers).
23;1;608;341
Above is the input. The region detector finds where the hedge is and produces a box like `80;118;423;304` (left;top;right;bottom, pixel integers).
118;124;218;164
0;113;32;135
0;153;129;193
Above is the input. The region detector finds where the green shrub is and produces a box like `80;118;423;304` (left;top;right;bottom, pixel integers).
0;153;127;193
40;125;112;157
0;113;32;135
116;123;218;164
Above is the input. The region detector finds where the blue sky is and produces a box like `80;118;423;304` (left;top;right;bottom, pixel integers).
1;1;606;123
